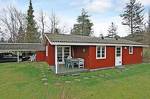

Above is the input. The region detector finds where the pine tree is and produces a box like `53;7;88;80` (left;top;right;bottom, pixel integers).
17;26;25;43
0;37;4;42
120;0;144;35
25;0;40;43
107;22;117;38
71;9;93;36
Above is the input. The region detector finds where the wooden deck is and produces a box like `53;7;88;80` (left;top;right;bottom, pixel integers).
50;64;88;74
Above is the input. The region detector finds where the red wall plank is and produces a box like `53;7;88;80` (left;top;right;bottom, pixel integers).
88;46;115;69
73;46;115;69
122;47;143;65
46;42;55;66
36;51;46;62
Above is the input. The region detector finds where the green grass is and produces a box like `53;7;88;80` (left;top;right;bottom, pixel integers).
143;48;150;62
0;62;150;99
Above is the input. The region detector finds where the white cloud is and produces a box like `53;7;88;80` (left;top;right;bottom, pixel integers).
70;0;90;6
139;0;150;6
92;16;129;37
86;0;112;13
70;0;112;13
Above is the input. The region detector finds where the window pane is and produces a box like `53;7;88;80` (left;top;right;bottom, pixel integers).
97;51;100;53
97;47;100;51
102;47;105;51
102;50;105;53
117;53;120;57
97;53;100;57
64;47;70;59
102;53;105;57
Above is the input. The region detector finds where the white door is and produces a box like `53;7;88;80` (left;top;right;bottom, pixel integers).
115;46;122;66
57;46;71;64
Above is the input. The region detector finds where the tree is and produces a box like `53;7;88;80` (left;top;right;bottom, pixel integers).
0;28;5;42
120;0;144;35
25;0;40;43
37;10;69;36
71;9;93;36
107;22;117;38
0;6;26;42
16;26;25;43
145;9;150;45
49;11;60;34
147;9;150;32
38;10;46;40
99;33;104;39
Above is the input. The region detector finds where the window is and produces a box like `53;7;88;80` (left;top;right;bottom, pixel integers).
116;47;121;57
129;46;133;54
46;46;48;56
96;46;106;59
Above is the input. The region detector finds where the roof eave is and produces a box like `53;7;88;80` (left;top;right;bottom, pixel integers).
50;42;146;47
44;34;147;47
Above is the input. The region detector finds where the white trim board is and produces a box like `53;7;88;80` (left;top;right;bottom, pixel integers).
44;34;53;45
49;42;147;47
55;45;58;74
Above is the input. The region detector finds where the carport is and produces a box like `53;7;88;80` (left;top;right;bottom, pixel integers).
0;43;45;62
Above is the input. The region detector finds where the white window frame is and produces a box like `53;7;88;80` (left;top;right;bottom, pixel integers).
129;46;133;54
57;46;71;64
96;46;106;59
46;45;48;56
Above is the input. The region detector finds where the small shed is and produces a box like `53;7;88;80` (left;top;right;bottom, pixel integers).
0;43;45;62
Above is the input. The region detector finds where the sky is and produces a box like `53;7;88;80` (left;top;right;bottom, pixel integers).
0;0;150;37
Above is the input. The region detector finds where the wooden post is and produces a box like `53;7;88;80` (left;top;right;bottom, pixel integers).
17;51;19;63
55;45;58;74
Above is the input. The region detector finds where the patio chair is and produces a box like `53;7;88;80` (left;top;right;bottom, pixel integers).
78;58;84;68
65;59;72;68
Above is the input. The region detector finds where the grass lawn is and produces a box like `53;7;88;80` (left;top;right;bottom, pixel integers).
143;48;150;63
0;62;150;99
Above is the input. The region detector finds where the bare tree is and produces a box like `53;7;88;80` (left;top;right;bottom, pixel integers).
38;10;46;40
0;6;26;42
38;10;69;35
49;11;59;34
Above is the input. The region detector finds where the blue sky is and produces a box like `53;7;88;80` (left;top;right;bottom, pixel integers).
0;0;150;37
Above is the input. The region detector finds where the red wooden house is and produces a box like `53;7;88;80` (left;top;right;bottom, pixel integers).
36;33;146;74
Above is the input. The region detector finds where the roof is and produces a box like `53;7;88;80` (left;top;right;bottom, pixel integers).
0;43;45;51
45;33;145;46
